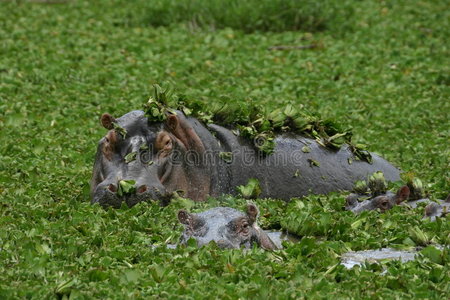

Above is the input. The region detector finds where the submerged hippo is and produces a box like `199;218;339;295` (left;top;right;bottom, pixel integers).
178;203;277;249
345;186;410;213
346;187;450;220
91;110;401;207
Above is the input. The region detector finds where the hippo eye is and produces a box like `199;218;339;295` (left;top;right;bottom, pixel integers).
240;222;250;234
380;200;389;209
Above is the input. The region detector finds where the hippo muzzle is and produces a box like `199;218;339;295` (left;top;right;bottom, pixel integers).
90;110;210;208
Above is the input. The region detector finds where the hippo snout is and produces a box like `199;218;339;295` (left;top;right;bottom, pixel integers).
92;181;170;208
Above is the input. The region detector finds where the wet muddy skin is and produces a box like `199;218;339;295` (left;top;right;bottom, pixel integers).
341;248;417;269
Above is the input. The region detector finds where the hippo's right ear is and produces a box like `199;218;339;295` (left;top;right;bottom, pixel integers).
165;114;205;153
246;203;259;224
395;185;410;204
100;113;116;130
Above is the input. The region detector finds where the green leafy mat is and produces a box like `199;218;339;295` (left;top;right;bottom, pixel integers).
144;84;372;161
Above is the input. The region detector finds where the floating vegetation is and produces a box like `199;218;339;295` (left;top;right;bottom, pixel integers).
144;84;372;161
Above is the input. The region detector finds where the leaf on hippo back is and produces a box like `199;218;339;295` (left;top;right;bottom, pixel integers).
237;178;261;199
325;132;348;149
301;146;311;153
350;143;373;164
353;180;368;194
401;172;425;200
117;180;136;197
307;159;320;167
113;123;127;139
283;104;298;118
219;152;233;163
368;171;387;195
124;152;137;163
140;143;148;150
293;169;300;178
254;132;275;155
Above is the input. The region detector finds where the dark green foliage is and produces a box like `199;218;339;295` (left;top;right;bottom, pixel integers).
141;0;354;33
0;0;449;298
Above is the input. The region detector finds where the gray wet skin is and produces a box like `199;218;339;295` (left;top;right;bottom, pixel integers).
91;110;401;207
177;204;278;250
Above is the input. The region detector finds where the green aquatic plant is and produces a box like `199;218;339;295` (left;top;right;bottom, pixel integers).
143;84;372;161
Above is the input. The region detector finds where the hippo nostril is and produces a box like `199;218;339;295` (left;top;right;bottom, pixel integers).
108;184;117;193
137;185;148;194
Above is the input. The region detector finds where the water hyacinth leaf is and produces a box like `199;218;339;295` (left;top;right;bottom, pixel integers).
420;246;443;265
237;178;261;199
283;104;298;118
308;159;320;167
219;152;233;163
353;180;368;194
124;152;137;163
368;171;387;195
113;123;127;139
117;180;136;197
401;172;425;200
350;144;373;164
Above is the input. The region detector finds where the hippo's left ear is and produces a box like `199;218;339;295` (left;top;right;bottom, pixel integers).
100;113;116;130
395;185;410;204
165;114;205;153
246;203;259;224
178;210;205;229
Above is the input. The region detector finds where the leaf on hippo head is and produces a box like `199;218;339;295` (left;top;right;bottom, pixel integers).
117;180;136;196
113;123;127;139
124;152;137;163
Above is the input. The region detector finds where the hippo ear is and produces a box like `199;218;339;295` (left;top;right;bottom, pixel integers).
178;210;191;225
178;210;204;229
395;185;410;204
165;113;205;153
100;113;116;130
246;203;259;224
258;232;278;250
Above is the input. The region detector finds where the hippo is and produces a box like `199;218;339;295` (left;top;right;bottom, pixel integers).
345;186;411;214
177;203;277;249
346;186;450;220
90;110;401;207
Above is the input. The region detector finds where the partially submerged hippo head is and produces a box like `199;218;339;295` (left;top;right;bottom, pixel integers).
177;204;277;250
90;110;209;207
346;186;410;214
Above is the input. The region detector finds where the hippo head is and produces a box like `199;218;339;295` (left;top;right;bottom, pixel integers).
90;110;210;208
346;185;410;214
177;204;278;250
